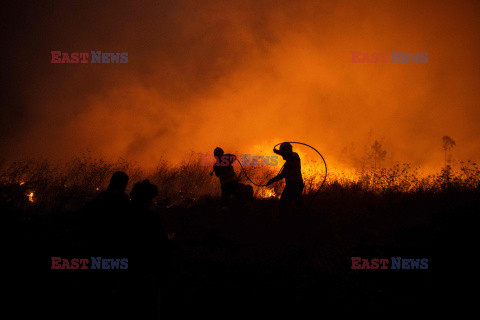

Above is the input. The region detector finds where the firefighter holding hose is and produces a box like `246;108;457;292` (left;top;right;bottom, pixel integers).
266;142;305;213
210;147;241;205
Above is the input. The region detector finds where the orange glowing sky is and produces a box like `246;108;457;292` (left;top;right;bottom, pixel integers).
1;0;479;171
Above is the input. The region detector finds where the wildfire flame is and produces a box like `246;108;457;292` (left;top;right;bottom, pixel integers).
258;189;277;199
27;192;35;203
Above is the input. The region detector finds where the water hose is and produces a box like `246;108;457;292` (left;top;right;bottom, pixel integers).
236;142;328;198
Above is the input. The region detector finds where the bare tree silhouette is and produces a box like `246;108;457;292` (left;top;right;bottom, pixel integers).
369;140;387;171
442;136;456;167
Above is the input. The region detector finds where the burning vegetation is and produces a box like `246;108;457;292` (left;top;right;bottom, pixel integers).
1;150;479;213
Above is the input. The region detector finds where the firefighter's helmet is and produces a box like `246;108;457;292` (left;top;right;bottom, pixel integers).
214;147;224;157
279;142;293;153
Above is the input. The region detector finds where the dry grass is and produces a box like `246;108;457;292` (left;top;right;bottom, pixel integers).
1;154;478;213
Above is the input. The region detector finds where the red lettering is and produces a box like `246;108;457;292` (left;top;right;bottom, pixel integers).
51;257;62;269
62;258;71;269
79;52;89;63
70;52;79;63
351;51;362;63
361;258;371;269
79;259;89;269
379;258;389;269
70;258;79;269
351;257;362;269
61;52;70;63
51;51;61;63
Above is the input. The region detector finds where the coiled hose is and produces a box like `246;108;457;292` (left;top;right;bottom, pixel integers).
236;142;328;201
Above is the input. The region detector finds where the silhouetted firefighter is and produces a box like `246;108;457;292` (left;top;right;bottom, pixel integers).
83;171;131;255
267;142;305;213
210;147;254;205
210;147;241;205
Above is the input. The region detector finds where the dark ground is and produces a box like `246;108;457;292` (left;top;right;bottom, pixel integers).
4;187;478;318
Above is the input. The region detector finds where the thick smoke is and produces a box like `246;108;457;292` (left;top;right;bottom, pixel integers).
1;0;479;170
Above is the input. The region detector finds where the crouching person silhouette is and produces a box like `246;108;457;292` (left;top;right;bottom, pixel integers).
266;143;305;215
210;147;242;206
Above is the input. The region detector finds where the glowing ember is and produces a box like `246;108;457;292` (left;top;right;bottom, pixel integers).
258;189;277;199
27;192;34;203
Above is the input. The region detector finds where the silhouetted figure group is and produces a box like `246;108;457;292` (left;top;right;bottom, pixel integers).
81;172;171;319
211;144;304;213
79;144;303;317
